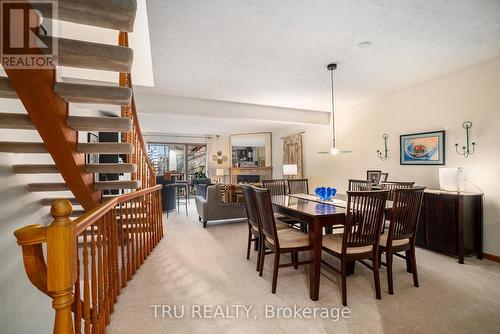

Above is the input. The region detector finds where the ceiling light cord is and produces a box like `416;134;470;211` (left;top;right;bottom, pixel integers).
330;65;336;148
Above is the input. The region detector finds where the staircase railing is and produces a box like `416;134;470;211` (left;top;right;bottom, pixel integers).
14;185;163;334
119;32;156;189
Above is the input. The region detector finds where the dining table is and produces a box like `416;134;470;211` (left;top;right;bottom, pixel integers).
271;193;392;301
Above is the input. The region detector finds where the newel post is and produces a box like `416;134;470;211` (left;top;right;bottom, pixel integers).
47;200;77;334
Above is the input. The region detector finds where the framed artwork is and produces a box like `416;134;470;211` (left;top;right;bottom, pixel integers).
400;130;445;165
87;132;99;164
380;172;389;182
366;170;382;184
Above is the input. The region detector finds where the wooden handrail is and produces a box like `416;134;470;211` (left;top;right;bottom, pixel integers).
118;31;156;188
73;184;161;235
130;95;156;174
14;186;164;334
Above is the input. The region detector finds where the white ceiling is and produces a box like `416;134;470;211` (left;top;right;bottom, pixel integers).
142;0;500;113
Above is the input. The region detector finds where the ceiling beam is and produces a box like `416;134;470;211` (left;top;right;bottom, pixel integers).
134;93;330;125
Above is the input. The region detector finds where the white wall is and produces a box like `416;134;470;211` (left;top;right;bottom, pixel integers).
206;135;231;180
0;100;54;333
273;56;500;257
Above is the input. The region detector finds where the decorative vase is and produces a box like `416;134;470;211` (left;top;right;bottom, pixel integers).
314;187;337;201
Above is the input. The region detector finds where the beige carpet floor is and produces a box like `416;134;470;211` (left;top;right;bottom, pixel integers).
108;201;500;334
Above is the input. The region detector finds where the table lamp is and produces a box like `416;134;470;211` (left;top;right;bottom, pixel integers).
283;164;298;179
216;168;225;184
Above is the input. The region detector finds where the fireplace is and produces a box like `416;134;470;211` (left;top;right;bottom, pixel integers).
237;175;260;183
229;167;272;184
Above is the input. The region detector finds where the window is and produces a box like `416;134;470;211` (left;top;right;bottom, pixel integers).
147;143;207;181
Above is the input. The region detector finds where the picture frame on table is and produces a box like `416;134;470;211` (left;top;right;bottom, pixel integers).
400;130;445;165
366;170;382;184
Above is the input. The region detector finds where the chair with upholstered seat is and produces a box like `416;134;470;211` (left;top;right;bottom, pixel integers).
348;179;373;191
379;187;425;295
261;179;287;196
287;178;309;194
253;186;312;294
262;178;307;232
321;190;389;306
241;185;290;271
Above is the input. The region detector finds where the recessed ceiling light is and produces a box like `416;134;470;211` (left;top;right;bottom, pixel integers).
358;41;372;49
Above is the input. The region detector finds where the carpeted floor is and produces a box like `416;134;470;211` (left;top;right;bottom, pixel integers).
108;201;500;334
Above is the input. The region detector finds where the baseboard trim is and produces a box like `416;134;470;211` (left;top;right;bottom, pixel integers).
484;253;500;263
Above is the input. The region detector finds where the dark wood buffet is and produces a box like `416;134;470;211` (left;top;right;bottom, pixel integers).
416;190;483;264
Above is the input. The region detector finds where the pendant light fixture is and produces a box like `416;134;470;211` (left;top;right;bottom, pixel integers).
318;63;351;155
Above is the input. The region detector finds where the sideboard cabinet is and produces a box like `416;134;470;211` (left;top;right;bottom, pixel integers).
416;190;483;264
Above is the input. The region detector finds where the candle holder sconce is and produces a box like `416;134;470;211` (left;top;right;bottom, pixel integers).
455;121;476;158
377;133;389;161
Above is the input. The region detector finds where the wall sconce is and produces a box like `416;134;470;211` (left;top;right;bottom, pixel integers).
455;121;476;158
377;134;389;161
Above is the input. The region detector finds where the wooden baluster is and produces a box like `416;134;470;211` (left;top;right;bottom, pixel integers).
143;160;146;189
74;245;82;334
134;196;140;266
82;230;91;334
151;192;156;249
126;199;134;277
134;196;140;270
149;192;153;252
141;195;147;262
113;208;120;299
138;196;144;265
90;225;98;334
112;209;118;307
102;214;110;324
142;158;146;189
107;211;114;313
151;192;156;248
130;198;137;274
47;200;77;334
145;193;151;255
97;218;105;332
119;203;127;288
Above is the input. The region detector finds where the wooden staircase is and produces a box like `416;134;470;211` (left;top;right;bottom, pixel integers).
0;0;155;213
6;1;164;334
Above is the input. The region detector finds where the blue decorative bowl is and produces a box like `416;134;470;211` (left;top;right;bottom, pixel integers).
314;187;337;201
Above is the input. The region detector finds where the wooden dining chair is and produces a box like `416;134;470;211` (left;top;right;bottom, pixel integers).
241;185;291;271
380;181;415;200
253;186;312;294
262;178;307;232
287;178;309;194
379;187;425;295
261;179;287;196
321;190;389;306
348;179;373;191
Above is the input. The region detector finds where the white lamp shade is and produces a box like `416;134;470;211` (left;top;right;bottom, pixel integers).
216;168;225;176
283;164;298;175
